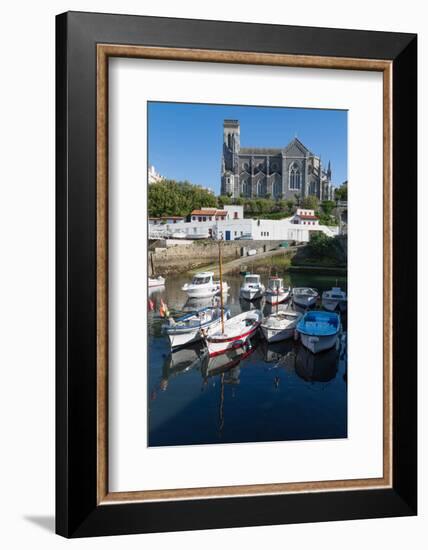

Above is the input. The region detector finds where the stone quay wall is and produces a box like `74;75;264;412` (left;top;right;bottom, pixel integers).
150;239;284;275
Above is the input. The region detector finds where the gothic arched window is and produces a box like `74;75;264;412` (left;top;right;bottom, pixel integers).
257;178;267;197
289;163;302;191
241;179;251;197
273;178;282;199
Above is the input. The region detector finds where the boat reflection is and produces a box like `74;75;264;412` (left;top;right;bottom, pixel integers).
182;295;226;312
202;339;257;379
259;339;297;374
160;342;207;391
295;345;339;383
239;296;263;312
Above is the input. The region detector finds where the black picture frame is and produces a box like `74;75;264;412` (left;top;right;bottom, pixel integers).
56;11;417;538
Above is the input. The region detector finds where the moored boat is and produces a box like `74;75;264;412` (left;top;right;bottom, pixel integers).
240;274;265;301
296;310;341;353
148;275;165;288
170;230;187;239
163;306;230;349
292;287;319;309
204;310;262;357
265;277;291;305
182;272;229;299
260;310;302;343
188;231;210;240
322;287;347;312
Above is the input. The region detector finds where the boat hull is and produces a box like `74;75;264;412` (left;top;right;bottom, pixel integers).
260;325;295;342
148;276;165;288
205;311;262;357
293;296;317;309
240;287;264;301
183;282;229;299
299;332;338;354
322;298;347;312
206;324;260;356
265;291;290;305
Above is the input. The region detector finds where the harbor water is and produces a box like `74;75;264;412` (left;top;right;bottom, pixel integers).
148;272;347;447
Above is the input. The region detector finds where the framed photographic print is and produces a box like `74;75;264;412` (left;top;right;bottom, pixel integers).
56;11;417;537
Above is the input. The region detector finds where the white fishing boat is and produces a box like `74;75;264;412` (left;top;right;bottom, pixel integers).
260;311;302;343
296;310;341;354
204;310;262;357
189;231;210;240
170;230;187;239
182;272;229;299
148;275;165;288
163;306;229;349
240;274;265;301
322;287;347;312
292;287;319;309
265;277;291;305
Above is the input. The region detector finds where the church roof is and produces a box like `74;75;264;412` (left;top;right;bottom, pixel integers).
239;147;282;155
239;138;313;156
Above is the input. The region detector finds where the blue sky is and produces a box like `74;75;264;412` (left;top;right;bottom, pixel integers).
148;102;347;195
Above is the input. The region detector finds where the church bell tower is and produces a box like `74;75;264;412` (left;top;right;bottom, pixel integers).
221;120;240;196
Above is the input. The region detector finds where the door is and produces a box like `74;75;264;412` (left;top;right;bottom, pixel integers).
225;230;231;241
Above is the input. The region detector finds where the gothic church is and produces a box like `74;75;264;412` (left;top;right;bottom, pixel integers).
221;119;335;201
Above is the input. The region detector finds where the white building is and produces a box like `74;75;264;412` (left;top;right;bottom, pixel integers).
148;216;185;225
190;205;244;222
149;212;338;242
292;208;320;226
148;165;165;184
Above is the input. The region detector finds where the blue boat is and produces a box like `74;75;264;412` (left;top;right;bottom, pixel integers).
296;310;341;354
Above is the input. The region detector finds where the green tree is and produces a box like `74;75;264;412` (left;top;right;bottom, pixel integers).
218;195;232;208
301;195;319;210
320;200;336;216
335;182;348;201
148;180;217;217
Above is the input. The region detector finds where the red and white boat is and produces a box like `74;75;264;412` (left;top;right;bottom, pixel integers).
265;277;291;305
204;310;262;357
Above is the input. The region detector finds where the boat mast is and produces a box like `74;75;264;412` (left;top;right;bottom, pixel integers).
218;237;225;334
150;252;155;277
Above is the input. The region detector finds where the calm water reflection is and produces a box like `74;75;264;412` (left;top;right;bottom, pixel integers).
148;272;347;447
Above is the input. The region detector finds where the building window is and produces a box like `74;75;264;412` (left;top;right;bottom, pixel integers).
241;231;243;236
241;179;251;197
203;216;206;221
257;178;267;197
234;231;237;236
192;216;196;221
289;163;302;190
234;212;238;219
198;217;202;222
273;178;282;199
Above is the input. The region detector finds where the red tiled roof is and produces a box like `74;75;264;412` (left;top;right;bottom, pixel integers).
191;209;227;216
298;215;318;220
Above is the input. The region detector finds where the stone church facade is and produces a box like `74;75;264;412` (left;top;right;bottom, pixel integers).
221;119;335;201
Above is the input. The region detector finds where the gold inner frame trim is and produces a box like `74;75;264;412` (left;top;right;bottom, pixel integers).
96;44;393;504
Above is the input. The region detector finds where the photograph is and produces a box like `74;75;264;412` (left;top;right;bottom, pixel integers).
147;102;348;447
